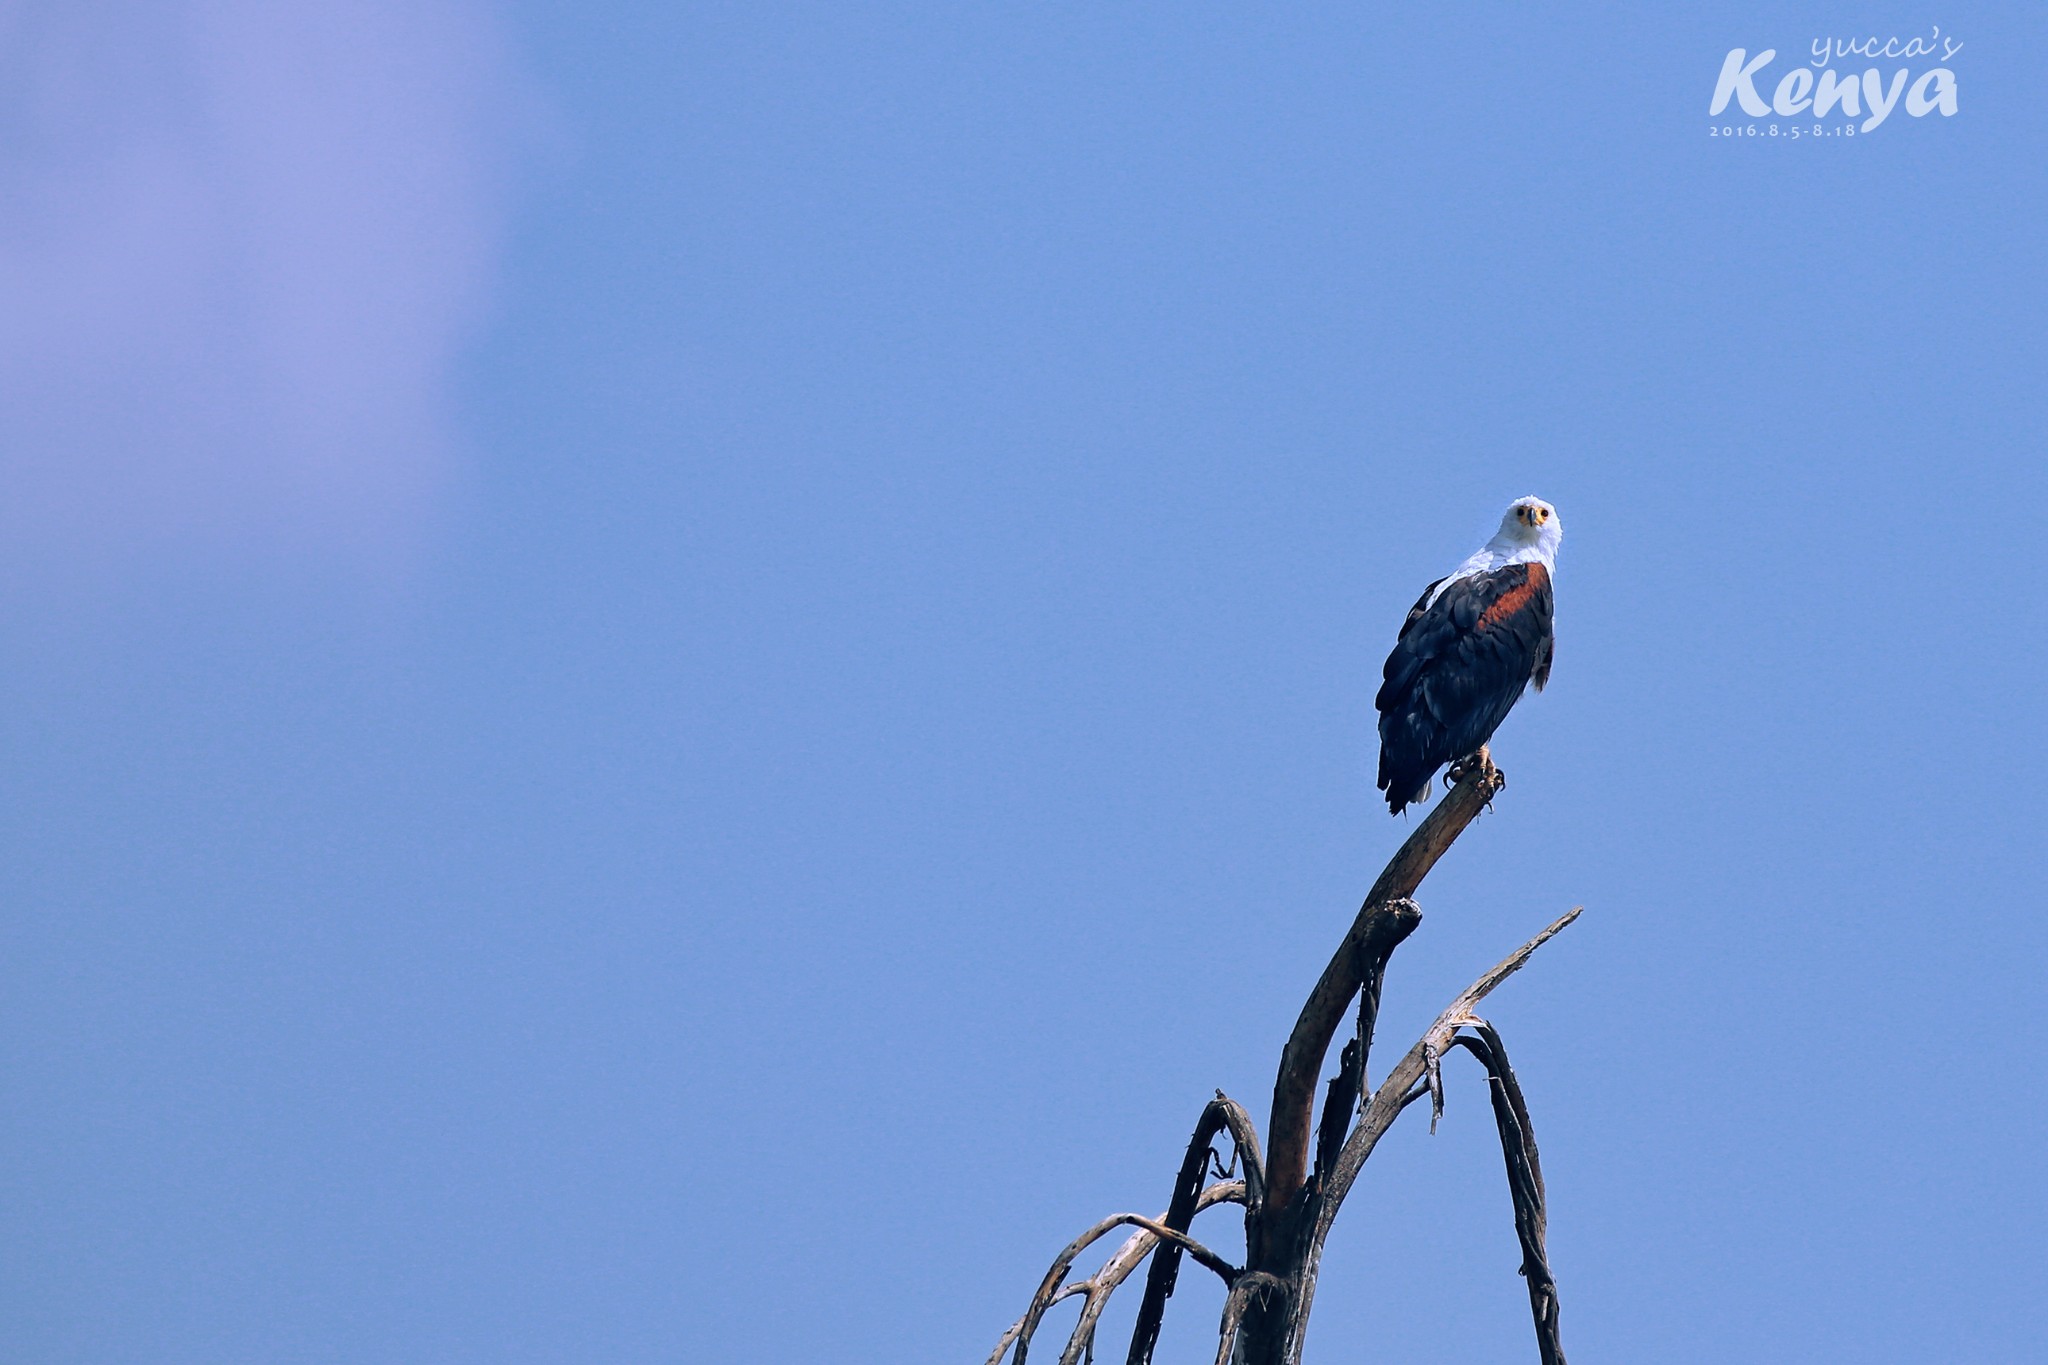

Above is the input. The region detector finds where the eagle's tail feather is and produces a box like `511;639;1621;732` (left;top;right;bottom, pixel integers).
1382;772;1435;815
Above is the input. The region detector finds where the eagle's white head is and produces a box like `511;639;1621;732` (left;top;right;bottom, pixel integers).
1485;496;1561;566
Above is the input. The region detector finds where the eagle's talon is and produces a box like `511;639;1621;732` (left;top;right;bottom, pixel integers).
1447;746;1496;789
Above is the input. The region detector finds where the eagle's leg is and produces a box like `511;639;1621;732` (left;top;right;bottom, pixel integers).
1445;745;1504;796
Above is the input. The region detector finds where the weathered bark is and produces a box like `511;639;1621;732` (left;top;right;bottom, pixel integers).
1279;906;1580;1365
1124;1096;1264;1365
996;1184;1246;1365
1264;760;1504;1216
989;761;1580;1365
1054;1182;1245;1365
1453;1025;1565;1365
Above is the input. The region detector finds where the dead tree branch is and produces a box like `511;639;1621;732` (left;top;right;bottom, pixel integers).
1452;1024;1564;1365
1317;905;1580;1225
990;761;1582;1365
1124;1095;1265;1365
1266;758;1504;1217
1313;929;1395;1192
1214;1272;1286;1365
1054;1178;1249;1365
1285;906;1581;1364
992;1182;1246;1365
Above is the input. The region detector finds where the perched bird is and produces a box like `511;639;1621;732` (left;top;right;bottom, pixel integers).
1376;497;1560;813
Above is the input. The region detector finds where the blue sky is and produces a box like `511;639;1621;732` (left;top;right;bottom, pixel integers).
3;3;2044;1362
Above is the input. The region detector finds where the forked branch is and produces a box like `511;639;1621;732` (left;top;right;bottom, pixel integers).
1282;906;1581;1365
990;759;1581;1365
1123;1095;1265;1365
991;1182;1247;1365
1266;762;1504;1214
1314;905;1579;1243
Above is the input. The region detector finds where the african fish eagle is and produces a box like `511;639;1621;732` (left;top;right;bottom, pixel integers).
1376;497;1559;814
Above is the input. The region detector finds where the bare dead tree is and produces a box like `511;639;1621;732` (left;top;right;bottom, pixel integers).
987;758;1578;1365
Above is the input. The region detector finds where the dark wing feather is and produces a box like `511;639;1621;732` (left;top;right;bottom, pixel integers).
1397;578;1446;641
1377;577;1446;715
1375;563;1553;813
